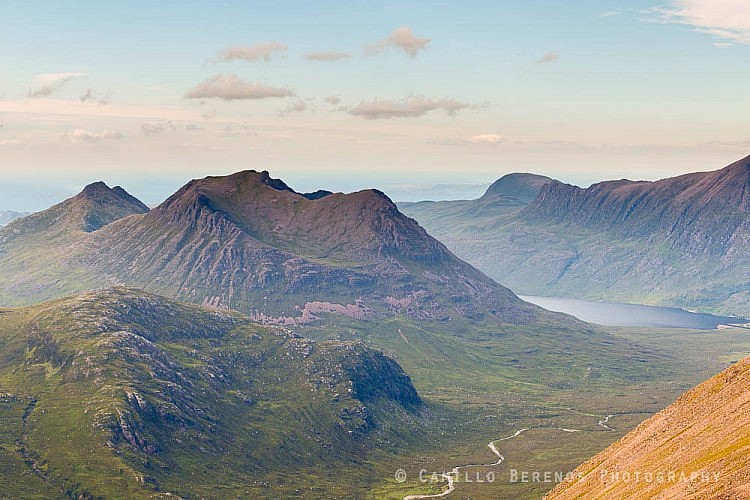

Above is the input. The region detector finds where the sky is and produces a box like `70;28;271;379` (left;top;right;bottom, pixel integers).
1;0;750;210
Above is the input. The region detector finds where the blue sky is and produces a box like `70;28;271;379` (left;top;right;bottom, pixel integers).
1;0;749;210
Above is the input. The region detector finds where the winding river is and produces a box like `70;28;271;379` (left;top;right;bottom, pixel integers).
402;417;613;500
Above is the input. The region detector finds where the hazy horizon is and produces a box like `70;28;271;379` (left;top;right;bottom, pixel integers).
2;1;750;210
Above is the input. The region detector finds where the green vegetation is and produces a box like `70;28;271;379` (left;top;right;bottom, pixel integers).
402;158;750;318
0;288;424;498
3;170;750;498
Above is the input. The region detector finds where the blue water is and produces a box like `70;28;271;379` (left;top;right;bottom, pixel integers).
519;295;747;330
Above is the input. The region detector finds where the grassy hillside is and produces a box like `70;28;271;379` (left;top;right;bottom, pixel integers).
0;288;424;498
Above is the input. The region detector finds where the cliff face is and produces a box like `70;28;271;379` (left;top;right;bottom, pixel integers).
403;155;750;315
547;355;750;499
526;155;750;256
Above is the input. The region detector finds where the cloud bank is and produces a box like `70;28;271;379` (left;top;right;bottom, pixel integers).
655;0;750;44
185;74;293;100
62;129;121;142
304;51;350;61
467;133;503;144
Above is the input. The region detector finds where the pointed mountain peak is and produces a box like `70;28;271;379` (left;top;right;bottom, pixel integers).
68;182;149;231
76;181;149;212
1;182;150;238
80;180;110;195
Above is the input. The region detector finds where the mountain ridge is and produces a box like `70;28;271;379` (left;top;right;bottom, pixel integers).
0;170;549;327
401;154;750;315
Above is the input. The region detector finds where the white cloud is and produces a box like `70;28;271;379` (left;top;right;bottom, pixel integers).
367;27;430;57
62;129;121;142
184;74;293;100
537;52;560;64
467;133;503;145
325;95;342;105
304;51;350;61
348;96;473;119
0;139;22;146
216;42;288;62
29;72;86;98
654;0;750;44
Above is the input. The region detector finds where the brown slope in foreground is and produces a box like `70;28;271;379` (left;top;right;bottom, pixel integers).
547;356;750;499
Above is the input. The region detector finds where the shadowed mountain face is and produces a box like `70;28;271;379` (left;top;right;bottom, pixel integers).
0;170;545;325
0;287;422;498
547;355;750;499
402;155;750;316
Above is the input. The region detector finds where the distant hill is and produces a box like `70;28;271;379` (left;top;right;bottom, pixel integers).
547;354;750;499
0;287;422;498
0;210;29;227
402;156;750;316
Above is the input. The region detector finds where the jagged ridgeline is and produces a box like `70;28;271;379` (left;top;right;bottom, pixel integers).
0;288;422;498
0;169;540;324
0;169;664;391
402;154;750;317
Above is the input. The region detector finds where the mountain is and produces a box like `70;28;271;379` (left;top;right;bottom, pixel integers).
526;154;750;255
1;181;148;240
1;170;747;498
0;287;422;498
483;172;554;205
398;173;551;249
401;155;750;316
547;355;750;499
0;170;545;325
0;211;28;227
